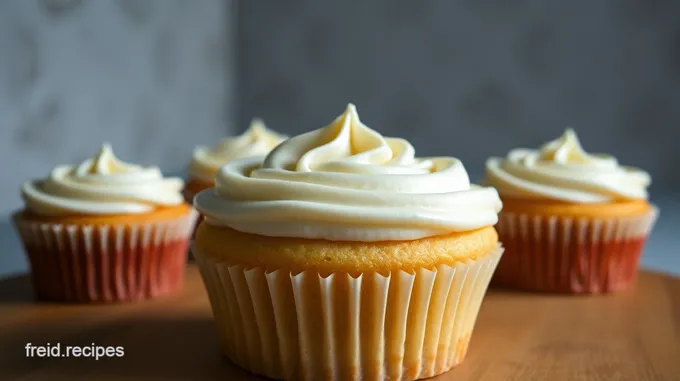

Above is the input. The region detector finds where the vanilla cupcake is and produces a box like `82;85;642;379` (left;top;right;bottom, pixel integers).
192;104;504;380
13;144;197;303
485;129;658;294
184;119;287;202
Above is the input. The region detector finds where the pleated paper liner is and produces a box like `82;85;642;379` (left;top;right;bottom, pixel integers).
193;244;504;381
492;206;658;294
12;209;198;303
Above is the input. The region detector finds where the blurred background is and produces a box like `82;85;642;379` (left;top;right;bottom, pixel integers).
1;0;679;277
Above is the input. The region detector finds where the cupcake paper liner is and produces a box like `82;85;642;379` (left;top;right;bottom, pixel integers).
193;244;503;381
12;209;198;303
492;206;658;294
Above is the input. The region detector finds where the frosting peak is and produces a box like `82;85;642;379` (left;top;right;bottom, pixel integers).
22;143;185;216
263;104;434;177
537;128;612;167
189;119;287;182
195;103;502;242
79;143;148;176
486;129;651;203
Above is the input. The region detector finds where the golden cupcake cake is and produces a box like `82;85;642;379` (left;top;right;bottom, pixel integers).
192;104;504;381
486;129;658;294
13;143;197;303
184;118;287;202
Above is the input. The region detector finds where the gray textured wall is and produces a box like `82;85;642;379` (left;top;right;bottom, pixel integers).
0;0;233;217
237;0;680;195
1;0;679;279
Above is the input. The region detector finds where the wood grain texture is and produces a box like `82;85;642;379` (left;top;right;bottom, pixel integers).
0;266;678;381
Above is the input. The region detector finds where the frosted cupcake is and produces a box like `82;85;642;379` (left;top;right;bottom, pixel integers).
13;144;197;303
485;129;658;294
184;119;287;203
192;104;504;380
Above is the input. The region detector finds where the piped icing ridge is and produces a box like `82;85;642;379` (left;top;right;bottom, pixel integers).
22;143;185;216
486;129;650;203
194;104;502;242
189;119;287;182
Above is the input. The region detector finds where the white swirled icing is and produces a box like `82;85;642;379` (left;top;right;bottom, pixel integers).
22;143;185;216
189;119;287;182
194;104;502;241
485;129;650;203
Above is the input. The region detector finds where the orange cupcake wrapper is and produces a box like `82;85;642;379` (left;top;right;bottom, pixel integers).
193;244;503;381
12;209;198;303
493;206;658;294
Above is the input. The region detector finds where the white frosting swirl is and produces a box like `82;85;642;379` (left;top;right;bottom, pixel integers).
189;119;287;182
22;143;185;216
485;129;651;203
194;104;502;242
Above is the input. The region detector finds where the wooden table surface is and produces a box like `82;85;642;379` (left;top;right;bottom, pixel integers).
0;265;678;381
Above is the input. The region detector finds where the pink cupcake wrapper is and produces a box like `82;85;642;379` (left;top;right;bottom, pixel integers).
13;209;198;303
493;206;658;293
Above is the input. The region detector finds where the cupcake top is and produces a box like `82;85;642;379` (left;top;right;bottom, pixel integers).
485;129;651;203
21;143;185;216
189;119;287;182
194;103;502;242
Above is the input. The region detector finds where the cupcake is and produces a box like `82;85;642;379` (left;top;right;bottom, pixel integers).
13;143;197;303
184;118;287;203
485;129;658;294
192;104;504;381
